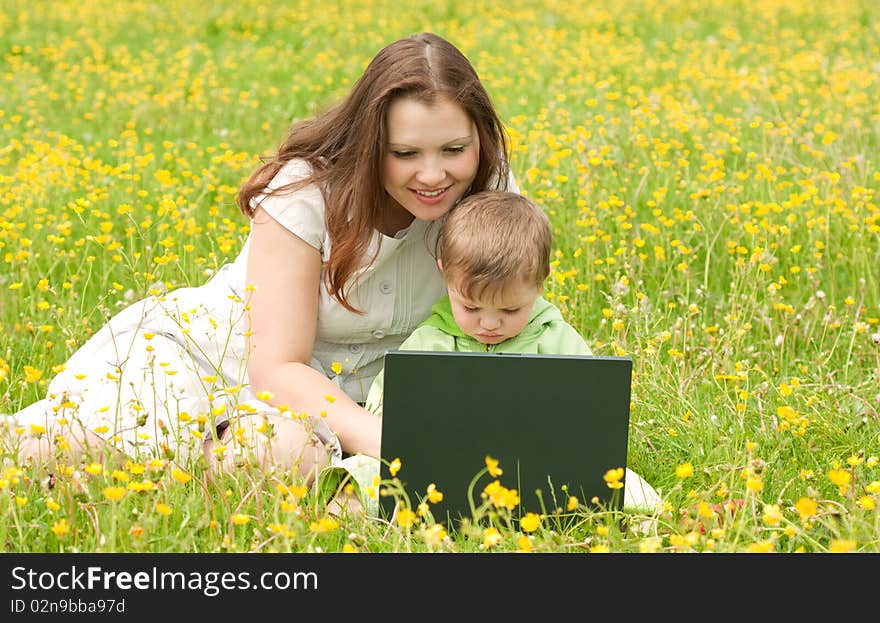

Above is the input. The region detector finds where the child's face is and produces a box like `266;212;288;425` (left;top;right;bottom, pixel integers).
447;279;541;345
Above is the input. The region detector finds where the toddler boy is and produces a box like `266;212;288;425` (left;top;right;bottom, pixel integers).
320;191;660;517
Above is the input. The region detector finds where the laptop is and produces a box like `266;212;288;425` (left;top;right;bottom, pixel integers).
378;350;633;528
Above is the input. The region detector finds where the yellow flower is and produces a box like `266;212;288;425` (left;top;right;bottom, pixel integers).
795;497;818;520
103;487;126;501
746;474;764;493
395;508;416;528
482;527;502;548
846;455;863;467
111;470;130;482
762;504;783;526
746;540;775;553
170;467;192;484
46;498;61;512
426;483;444;504
51;519;70;537
777;405;797;421
604;467;624;483
127;480;154;492
84;463;103;476
330;361;343;375
267;523;287;535
516;535;532;553
829;539;857;553
231;514;251;525
423;524;448;545
857;496;874;510
827;468;851;487
566;496;579;511
309;517;339;533
483;480;521;510
342;543;358;553
639;537;662;553
389;458;402;477
24;366;43;383
697;501;715;519
675;463;694;478
485;455;503;477
520;512;541;533
155;503;172;516
29;423;46;436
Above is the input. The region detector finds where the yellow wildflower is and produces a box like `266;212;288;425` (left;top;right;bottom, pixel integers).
395;508;416;528
103;487;126;501
426;483;444;504
520;512;541;533
485;455;503;477
483;527;502;548
389;458;402;477
794;497;818;520
51;519;70;538
675;463;694;478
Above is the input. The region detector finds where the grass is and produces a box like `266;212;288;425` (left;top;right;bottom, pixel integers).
1;0;879;553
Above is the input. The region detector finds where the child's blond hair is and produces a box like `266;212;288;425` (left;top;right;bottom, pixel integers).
438;191;552;300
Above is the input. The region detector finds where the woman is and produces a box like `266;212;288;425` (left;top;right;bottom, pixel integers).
14;32;516;480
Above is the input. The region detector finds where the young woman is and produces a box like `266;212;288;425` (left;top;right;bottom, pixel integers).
14;32;517;480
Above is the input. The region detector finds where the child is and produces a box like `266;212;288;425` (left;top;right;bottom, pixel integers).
318;191;661;517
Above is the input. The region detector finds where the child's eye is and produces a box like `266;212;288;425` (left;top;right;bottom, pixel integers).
463;306;479;312
503;308;521;314
392;150;415;159
444;145;466;154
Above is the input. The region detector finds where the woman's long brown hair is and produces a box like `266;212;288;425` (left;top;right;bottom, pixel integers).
237;32;509;313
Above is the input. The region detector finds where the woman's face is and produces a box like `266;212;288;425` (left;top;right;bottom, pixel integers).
381;96;480;228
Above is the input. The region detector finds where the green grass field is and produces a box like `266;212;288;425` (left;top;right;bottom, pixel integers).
2;0;879;552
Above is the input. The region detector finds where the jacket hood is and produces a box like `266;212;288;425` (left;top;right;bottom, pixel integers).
421;295;563;341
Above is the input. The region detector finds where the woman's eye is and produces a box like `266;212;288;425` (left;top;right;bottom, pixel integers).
392;151;415;159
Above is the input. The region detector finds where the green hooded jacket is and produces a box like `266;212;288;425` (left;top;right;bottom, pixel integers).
365;295;592;414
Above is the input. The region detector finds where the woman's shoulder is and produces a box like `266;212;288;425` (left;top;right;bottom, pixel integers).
256;159;327;249
267;158;317;190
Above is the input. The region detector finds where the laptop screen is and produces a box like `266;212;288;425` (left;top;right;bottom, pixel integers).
378;351;632;528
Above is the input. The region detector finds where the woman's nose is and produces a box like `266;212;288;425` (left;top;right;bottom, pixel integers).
415;160;446;187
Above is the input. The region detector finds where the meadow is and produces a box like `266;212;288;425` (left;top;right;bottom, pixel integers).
1;0;879;553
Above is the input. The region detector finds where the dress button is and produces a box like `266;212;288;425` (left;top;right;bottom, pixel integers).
379;281;393;294
349;344;362;354
372;330;385;339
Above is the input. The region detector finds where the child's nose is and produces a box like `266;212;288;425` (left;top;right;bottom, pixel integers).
481;315;501;330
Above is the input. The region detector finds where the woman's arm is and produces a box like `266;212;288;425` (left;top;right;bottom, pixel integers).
245;206;381;457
